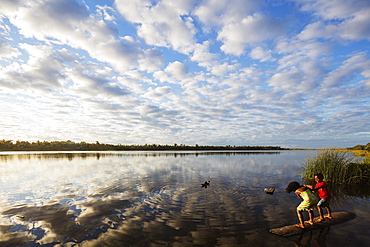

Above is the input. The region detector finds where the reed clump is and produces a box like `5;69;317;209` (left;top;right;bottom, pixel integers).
302;149;370;184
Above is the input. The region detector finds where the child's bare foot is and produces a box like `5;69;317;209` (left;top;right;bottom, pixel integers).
295;224;305;229
325;215;333;219
316;218;325;223
305;221;314;225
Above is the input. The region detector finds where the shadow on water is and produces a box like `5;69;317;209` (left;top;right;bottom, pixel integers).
0;151;369;246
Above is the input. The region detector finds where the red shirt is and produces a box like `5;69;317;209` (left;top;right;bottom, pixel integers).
315;181;331;199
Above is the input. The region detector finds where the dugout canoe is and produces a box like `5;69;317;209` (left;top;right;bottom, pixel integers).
269;211;356;237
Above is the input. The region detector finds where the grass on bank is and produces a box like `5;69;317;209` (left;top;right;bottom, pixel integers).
301;149;370;185
339;149;370;157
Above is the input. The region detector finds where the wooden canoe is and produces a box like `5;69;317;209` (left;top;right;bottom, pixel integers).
269;211;356;237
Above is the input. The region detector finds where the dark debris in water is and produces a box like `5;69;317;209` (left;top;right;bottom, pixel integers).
201;181;210;188
264;187;275;195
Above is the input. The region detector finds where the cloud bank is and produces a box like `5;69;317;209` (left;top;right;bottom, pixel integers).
0;0;369;148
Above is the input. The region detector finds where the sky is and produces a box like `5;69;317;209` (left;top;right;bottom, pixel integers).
0;0;369;149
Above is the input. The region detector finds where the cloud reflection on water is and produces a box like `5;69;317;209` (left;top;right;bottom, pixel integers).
0;151;369;246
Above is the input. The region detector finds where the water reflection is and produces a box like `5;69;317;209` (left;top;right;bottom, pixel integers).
294;227;330;247
0;151;369;246
331;184;370;199
0;150;281;161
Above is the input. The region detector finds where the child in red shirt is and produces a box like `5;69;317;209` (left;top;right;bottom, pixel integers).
305;173;332;222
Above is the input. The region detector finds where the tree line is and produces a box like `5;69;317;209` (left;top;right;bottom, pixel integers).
346;143;370;151
0;139;286;151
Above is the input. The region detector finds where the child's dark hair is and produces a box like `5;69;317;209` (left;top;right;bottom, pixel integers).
286;181;301;193
315;173;324;180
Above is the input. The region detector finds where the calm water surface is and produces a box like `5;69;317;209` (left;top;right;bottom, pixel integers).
0;151;369;246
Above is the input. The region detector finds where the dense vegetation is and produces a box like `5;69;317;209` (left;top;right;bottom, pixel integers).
302;149;370;185
344;143;370;157
346;143;370;151
0;139;285;151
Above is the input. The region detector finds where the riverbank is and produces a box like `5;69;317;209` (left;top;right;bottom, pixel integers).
338;149;370;157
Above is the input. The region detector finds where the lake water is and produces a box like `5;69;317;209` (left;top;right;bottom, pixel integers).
0;151;369;246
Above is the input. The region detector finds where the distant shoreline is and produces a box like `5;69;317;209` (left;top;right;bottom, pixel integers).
0;139;292;152
3;140;366;154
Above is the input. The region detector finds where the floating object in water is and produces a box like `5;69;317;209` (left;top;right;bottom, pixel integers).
264;187;275;195
269;211;356;237
201;181;210;188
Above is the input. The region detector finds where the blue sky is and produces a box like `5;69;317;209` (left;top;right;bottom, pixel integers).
0;0;369;148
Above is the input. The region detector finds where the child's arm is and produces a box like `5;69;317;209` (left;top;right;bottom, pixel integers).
295;191;303;200
311;184;325;191
304;184;313;189
312;186;324;191
312;181;327;191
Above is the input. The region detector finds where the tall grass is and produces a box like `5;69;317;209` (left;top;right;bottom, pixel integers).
302;149;370;184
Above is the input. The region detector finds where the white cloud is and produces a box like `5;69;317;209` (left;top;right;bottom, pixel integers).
272;39;333;91
339;7;370;40
153;70;170;83
297;0;370;41
296;0;369;20
323;52;370;87
138;48;164;72
164;61;188;80
268;67;304;90
276;39;332;58
96;5;117;22
67;68;131;98
218;13;284;55
0;40;21;59
0;44;65;92
142;86;173;104
194;0;259;28
250;47;275;62
209;62;239;77
5;0;141;73
190;41;218;69
0;0;21;14
298;12;370;41
115;0;197;54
